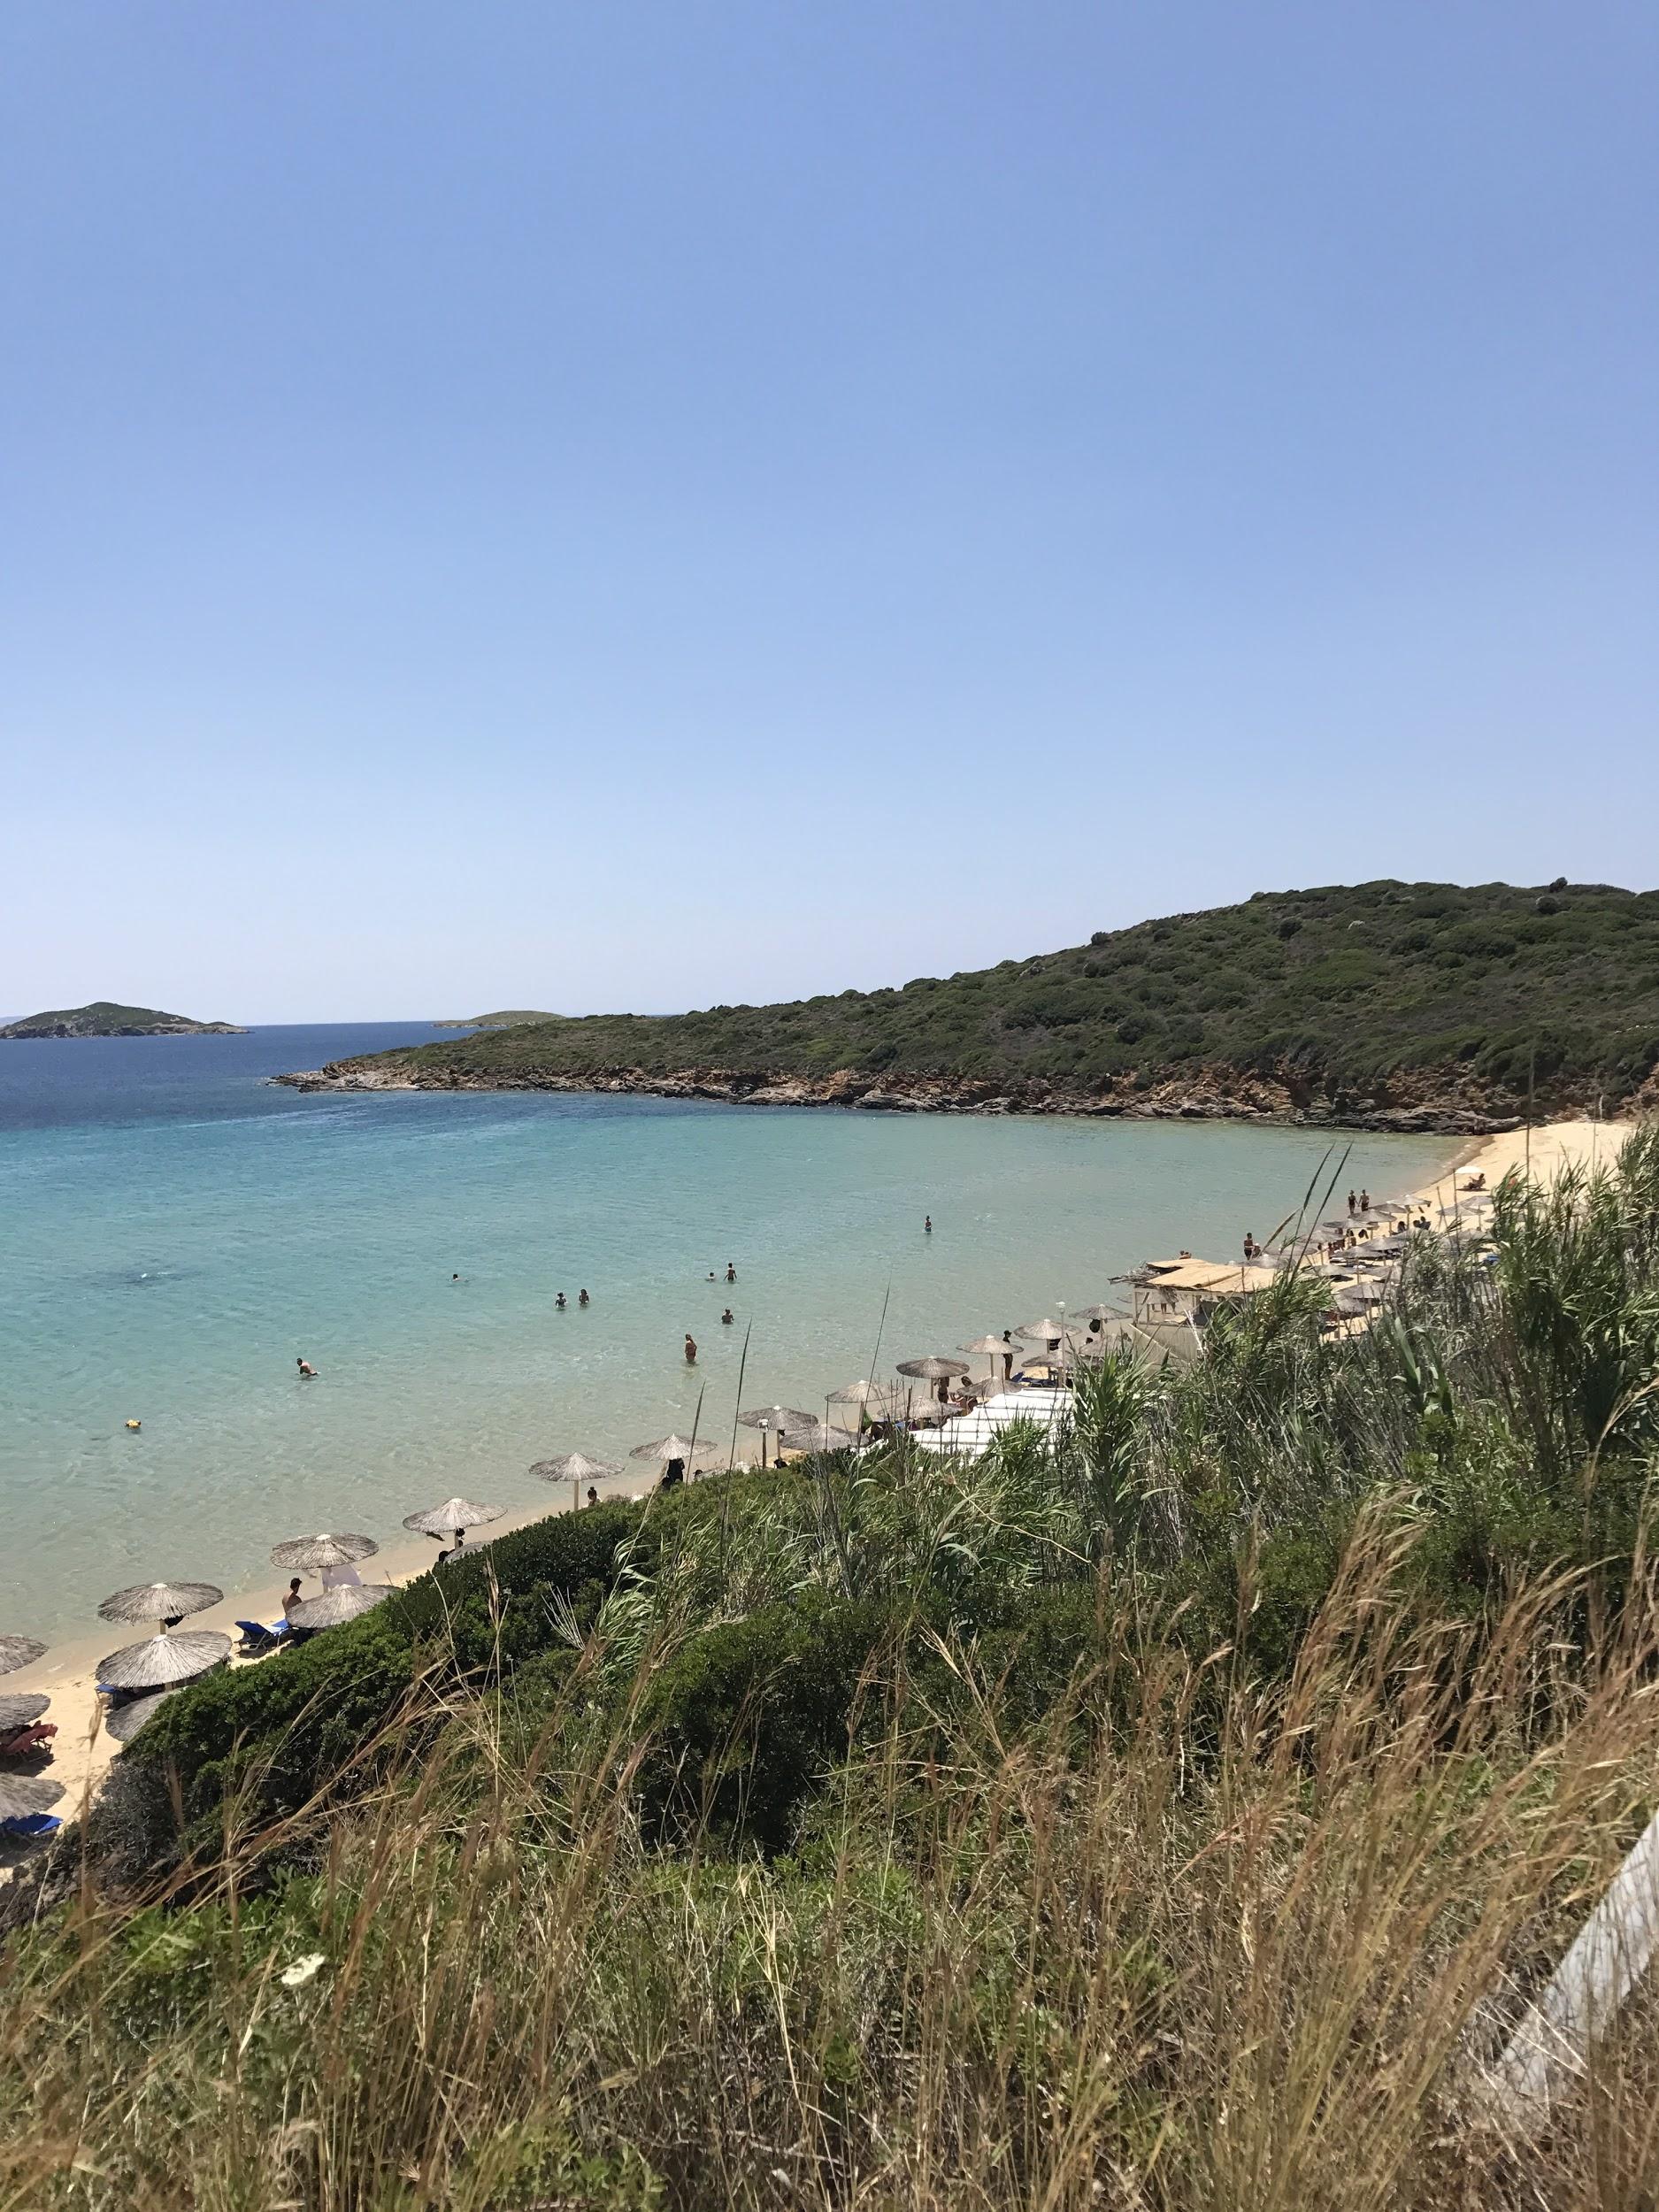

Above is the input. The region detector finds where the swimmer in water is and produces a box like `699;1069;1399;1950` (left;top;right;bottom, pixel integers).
578;1288;589;1306
555;1293;566;1310
452;1272;460;1281
684;1333;698;1363
296;1357;318;1379
721;1307;733;1325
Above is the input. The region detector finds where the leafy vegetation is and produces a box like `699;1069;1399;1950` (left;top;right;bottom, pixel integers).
327;879;1659;1110
0;1001;246;1038
8;1126;1659;2206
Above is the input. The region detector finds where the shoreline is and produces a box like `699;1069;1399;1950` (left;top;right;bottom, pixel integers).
2;1112;1629;1859
272;1061;1544;1139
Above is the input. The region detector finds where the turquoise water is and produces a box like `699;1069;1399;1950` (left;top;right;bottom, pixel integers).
0;1026;1463;1635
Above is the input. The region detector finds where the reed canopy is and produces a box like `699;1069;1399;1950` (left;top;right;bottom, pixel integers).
0;1693;50;1730
96;1630;231;1693
288;1584;394;1632
104;1690;176;1745
529;1453;623;1484
737;1406;817;1432
402;1499;503;1537
630;1434;720;1463
0;1774;63;1822
96;1580;224;1629
896;1356;970;1381
270;1532;380;1571
0;1637;46;1678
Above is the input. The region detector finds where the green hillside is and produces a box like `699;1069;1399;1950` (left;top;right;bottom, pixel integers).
0;1000;246;1039
432;1009;565;1029
323;879;1659;1111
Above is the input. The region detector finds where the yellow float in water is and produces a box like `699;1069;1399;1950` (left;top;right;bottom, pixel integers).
125;1418;142;1431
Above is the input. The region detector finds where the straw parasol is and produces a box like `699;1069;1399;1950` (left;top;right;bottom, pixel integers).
738;1405;817;1466
630;1433;721;1463
403;1498;504;1538
960;1333;1013;1358
896;1356;970;1381
270;1532;380;1572
96;1630;231;1693
530;1452;623;1486
0;1693;50;1731
738;1405;817;1432
287;1584;394;1632
103;1689;175;1745
780;1421;856;1455
1069;1304;1119;1325
1013;1319;1066;1345
827;1379;887;1405
97;1581;223;1633
0;1637;46;1678
0;1774;63;1822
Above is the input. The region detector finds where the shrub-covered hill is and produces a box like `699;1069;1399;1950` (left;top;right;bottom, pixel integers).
294;879;1659;1122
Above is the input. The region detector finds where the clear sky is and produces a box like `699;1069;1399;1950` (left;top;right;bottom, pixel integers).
4;4;1655;1022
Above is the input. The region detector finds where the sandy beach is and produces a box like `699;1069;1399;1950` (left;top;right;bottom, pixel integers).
2;1111;1633;1869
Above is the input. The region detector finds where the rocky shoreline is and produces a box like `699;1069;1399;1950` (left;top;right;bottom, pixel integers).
272;1056;1556;1135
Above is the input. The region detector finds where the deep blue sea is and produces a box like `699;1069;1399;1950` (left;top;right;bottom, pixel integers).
0;1025;1463;1635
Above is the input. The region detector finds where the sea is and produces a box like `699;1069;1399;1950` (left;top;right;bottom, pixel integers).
0;1025;1464;1637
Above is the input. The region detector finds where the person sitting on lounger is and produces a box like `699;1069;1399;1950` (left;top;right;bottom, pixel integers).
281;1577;304;1622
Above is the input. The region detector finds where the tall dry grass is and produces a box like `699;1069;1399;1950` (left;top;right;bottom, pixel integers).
5;1516;1659;2211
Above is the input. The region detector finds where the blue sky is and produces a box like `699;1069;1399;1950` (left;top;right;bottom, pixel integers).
4;4;1655;1022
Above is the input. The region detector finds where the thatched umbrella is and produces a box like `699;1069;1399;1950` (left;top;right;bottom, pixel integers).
287;1584;394;1632
104;1689;175;1745
0;1774;63;1822
780;1421;856;1456
531;1451;624;1507
270;1533;380;1572
402;1498;503;1539
631;1432;719;1463
97;1581;223;1636
1013;1319;1066;1346
631;1432;721;1486
739;1406;817;1467
960;1333;1014;1384
897;1355;970;1406
0;1693;50;1731
0;1637;46;1678
96;1630;231;1693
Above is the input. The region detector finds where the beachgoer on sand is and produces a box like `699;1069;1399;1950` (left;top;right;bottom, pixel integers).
1360;1189;1371;1211
1348;1190;1357;1216
684;1333;698;1363
296;1357;318;1379
586;1486;598;1507
281;1577;304;1621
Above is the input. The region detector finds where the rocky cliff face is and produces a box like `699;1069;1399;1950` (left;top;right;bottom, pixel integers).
268;1054;1616;1135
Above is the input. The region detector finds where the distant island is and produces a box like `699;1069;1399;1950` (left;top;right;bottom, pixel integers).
0;1001;249;1040
278;879;1659;1133
432;1010;564;1030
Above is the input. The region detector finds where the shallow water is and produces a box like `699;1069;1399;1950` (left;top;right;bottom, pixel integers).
0;1025;1463;1635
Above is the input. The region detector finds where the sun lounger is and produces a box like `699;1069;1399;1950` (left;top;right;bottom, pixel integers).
235;1619;292;1651
0;1813;61;1842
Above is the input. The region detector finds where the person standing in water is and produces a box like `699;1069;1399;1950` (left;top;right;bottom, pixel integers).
296;1357;318;1379
684;1333;698;1363
726;1262;737;1283
721;1307;734;1325
555;1293;566;1310
578;1288;589;1306
924;1215;933;1234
